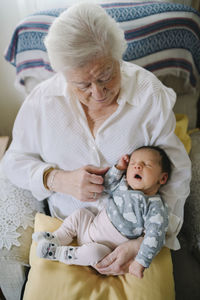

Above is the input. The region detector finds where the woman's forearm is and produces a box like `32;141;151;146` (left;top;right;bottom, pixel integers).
46;168;68;193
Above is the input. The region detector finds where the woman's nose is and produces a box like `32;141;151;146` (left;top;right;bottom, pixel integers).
91;83;106;99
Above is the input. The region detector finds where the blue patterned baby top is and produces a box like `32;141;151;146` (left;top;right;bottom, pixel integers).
104;166;169;268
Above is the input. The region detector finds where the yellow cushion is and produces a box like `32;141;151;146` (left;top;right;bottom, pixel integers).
23;213;175;300
175;113;191;153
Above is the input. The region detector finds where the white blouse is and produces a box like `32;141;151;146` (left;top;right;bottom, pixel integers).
2;61;191;250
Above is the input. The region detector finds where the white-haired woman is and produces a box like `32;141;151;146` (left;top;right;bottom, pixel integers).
3;3;191;276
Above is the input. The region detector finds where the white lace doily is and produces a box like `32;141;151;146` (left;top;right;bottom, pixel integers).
0;164;44;250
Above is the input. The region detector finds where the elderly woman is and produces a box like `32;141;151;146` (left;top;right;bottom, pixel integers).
2;3;191;276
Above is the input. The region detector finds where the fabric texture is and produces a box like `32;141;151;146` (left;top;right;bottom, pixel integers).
4;2;200;94
0;261;26;300
23;213;175;300
2;62;191;250
183;130;200;263
0;161;44;251
173;91;199;130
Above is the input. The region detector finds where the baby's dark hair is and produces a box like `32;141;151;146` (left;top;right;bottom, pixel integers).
134;145;172;182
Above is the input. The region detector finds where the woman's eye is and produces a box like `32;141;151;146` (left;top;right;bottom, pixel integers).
78;84;90;90
99;74;112;83
103;76;111;82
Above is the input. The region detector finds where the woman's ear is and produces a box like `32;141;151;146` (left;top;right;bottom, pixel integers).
160;173;168;185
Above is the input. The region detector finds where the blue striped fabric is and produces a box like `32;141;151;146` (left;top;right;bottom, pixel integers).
4;1;200;92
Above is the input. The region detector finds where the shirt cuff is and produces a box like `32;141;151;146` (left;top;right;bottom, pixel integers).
111;165;124;176
30;163;57;200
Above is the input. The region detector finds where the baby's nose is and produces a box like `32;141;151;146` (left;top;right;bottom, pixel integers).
134;164;142;170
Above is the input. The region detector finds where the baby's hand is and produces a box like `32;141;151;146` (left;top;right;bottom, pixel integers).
116;155;129;170
129;260;145;279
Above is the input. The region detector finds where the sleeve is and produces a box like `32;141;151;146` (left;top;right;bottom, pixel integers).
135;198;169;268
103;166;124;192
148;86;191;250
2;91;56;201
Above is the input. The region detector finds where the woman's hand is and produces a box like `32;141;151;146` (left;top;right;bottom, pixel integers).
49;165;109;202
94;237;143;275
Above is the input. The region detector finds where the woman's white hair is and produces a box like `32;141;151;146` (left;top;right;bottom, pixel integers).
44;2;127;71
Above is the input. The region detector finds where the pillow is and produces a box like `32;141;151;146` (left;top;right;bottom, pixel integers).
175;114;191;153
23;213;175;300
4;2;200;94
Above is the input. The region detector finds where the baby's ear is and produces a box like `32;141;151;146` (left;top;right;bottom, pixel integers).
160;173;168;185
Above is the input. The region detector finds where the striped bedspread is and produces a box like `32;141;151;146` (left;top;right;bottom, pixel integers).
4;1;200;93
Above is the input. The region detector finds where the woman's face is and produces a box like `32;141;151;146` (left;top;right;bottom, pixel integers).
63;56;121;110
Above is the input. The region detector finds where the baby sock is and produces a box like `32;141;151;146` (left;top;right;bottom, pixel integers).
36;241;111;266
36;241;77;261
32;231;61;245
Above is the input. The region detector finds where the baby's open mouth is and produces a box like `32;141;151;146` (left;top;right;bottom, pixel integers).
134;174;142;180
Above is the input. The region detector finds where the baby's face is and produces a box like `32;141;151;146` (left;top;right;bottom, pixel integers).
126;149;167;196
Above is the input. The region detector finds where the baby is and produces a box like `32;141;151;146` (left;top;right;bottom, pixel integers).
33;146;171;278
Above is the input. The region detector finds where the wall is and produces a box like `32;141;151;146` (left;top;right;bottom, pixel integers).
0;0;22;137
